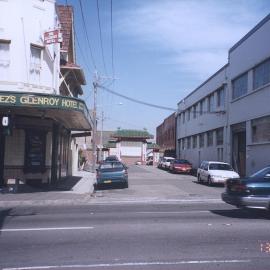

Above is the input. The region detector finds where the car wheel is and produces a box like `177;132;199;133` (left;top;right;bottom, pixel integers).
207;176;212;186
123;182;129;188
197;174;201;183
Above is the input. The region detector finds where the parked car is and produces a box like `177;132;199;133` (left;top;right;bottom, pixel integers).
197;161;239;185
169;159;192;174
222;166;270;210
95;161;128;189
161;157;175;170
105;155;119;162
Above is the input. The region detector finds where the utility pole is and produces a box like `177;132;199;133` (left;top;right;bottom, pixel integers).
91;72;98;173
100;110;104;155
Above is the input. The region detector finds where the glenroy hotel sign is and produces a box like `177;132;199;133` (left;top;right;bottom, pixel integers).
0;92;86;112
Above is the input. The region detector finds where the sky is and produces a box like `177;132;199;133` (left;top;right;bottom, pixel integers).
57;0;270;136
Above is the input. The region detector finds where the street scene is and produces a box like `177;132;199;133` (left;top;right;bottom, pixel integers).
1;166;270;270
1;0;270;269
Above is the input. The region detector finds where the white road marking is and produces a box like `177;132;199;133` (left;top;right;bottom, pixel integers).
3;259;251;270
0;226;94;232
135;210;210;214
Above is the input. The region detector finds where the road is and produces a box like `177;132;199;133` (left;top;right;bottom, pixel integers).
1;165;270;270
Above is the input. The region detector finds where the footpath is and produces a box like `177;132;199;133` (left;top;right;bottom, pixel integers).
0;170;96;208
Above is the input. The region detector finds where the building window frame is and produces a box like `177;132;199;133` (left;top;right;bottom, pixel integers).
24;129;46;173
216;128;224;146
251;115;270;143
199;133;204;148
232;72;248;100
217;87;225;107
207;131;213;147
253;58;270;90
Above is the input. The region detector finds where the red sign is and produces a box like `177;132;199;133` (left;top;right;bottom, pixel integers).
44;29;62;45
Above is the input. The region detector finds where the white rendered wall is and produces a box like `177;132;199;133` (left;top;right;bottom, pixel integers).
0;0;60;94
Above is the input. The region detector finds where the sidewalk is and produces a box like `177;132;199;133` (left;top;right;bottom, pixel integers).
0;170;96;208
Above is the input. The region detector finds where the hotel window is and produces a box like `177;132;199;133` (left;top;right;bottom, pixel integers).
207;131;213;146
30;44;43;84
182;139;185;150
199;133;204;148
192;135;197;148
217;87;225;107
232;72;248;99
0;39;11;80
208;94;214;112
182;112;185;124
24;130;46;173
216;128;224;145
253;58;270;90
252;115;270;143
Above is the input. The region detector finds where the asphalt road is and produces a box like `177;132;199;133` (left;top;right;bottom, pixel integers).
1;166;270;270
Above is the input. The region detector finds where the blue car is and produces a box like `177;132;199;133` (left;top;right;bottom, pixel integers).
95;161;128;189
222;166;270;210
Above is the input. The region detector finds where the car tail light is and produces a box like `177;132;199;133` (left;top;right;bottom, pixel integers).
96;171;100;178
124;169;128;177
231;183;247;193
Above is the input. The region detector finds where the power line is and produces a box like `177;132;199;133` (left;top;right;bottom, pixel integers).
96;0;108;75
99;85;176;111
78;0;97;70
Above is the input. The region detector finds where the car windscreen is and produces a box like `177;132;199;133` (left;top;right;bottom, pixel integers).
209;163;233;171
100;162;124;170
250;167;270;178
174;160;190;164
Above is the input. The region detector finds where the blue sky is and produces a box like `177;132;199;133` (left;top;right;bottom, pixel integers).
57;0;270;136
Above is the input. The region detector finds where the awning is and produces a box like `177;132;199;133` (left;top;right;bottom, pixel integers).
0;91;93;131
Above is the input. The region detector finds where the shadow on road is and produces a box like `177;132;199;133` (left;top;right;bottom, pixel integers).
211;208;270;220
192;181;225;188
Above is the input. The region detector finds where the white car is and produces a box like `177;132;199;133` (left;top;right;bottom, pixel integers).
197;161;239;185
162;157;175;170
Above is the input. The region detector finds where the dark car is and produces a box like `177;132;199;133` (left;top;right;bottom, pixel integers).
95;161;128;189
222;166;270;210
169;159;192;174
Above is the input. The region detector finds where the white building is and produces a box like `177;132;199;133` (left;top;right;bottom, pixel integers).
0;1;92;187
176;13;270;176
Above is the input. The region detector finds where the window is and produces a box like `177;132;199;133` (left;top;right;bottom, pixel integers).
232;72;248;99
192;135;197;148
217;87;225;107
207;131;213;146
193;104;197;119
216;128;224;145
217;148;224;162
208;94;214;112
187;137;191;149
187;108;191;121
0;39;10;80
199;133;204;148
199;100;203;115
253;59;270;89
182;112;185;124
181;139;185;150
30;44;42;84
252;116;270;143
24;130;46;173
